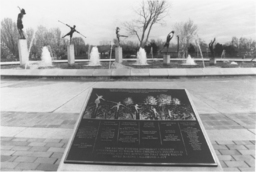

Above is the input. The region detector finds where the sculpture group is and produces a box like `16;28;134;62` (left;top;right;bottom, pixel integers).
84;91;196;120
16;7;211;68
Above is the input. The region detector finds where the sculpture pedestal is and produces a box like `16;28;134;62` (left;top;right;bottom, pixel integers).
209;58;217;65
163;54;170;64
18;39;29;66
115;47;123;63
68;44;75;66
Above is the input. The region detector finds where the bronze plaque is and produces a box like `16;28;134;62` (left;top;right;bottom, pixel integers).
65;88;217;166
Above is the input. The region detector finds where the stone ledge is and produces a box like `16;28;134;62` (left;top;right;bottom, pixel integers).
1;68;255;78
75;69;94;76
167;69;187;76
149;69;168;76
131;69;150;76
186;68;205;76
111;69;131;76
93;69;112;76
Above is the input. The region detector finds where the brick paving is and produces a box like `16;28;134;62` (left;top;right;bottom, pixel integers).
1;136;69;171
1;111;255;171
1;111;79;129
214;139;255;171
200;113;256;130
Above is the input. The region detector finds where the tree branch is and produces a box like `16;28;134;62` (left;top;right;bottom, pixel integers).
123;0;169;47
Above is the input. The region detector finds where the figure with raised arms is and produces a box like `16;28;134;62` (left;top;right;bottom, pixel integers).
17;7;26;39
116;27;128;46
162;31;175;54
59;20;86;44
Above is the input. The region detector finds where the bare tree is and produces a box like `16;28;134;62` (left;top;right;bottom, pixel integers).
1;18;19;59
231;37;239;48
35;25;48;49
72;37;86;56
209;38;216;64
1;44;10;60
50;28;62;46
124;0;170;47
34;26;67;58
175;19;197;58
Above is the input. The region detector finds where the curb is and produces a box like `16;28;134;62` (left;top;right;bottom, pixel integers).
1;68;256;78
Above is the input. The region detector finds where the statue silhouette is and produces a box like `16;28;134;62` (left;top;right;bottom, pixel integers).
116;27;128;46
62;25;78;43
162;31;175;54
17;8;26;39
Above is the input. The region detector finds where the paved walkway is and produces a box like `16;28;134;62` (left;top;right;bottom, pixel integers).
0;77;255;171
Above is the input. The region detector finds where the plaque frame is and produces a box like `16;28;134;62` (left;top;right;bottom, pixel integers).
63;88;218;167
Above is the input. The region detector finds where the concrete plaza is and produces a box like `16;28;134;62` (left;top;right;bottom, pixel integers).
0;76;255;171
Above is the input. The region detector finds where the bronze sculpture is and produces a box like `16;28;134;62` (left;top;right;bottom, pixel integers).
62;25;78;43
162;31;175;54
59;20;86;44
17;7;26;39
116;27;128;46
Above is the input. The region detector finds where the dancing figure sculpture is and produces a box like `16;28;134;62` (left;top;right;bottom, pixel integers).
111;102;125;119
162;31;175;54
134;104;141;113
116;27;128;46
59;20;86;44
17;7;26;39
94;94;105;109
111;102;124;112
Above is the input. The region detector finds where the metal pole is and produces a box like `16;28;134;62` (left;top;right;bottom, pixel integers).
88;44;91;60
151;47;153;59
76;32;87;39
195;35;205;68
109;41;113;69
177;35;179;58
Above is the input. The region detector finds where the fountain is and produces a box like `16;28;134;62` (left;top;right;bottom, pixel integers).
230;61;238;65
182;54;197;65
24;32;36;69
25;46;53;69
134;48;148;65
41;46;53;66
87;47;101;66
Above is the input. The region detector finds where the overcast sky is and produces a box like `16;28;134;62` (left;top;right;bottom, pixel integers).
1;0;255;45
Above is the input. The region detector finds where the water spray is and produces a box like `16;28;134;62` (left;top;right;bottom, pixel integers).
28;31;35;54
195;35;205;68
